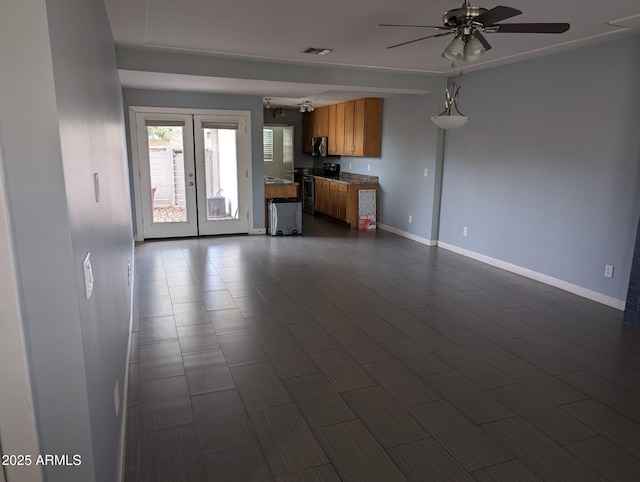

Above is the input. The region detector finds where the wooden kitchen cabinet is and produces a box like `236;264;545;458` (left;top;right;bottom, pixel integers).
314;178;324;213
337;183;348;221
343;101;355;156
301;112;312;154
329;182;340;218
315;179;333;215
301;98;381;157
327;182;348;221
327;103;346;155
343;98;381;157
312;106;329;137
327;104;337;154
321;180;331;214
316;180;376;228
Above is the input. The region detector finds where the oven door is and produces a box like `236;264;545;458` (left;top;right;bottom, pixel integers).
302;176;315;215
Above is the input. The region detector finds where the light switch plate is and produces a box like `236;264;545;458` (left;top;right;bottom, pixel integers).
114;380;120;417
94;173;100;202
83;252;94;299
604;264;614;278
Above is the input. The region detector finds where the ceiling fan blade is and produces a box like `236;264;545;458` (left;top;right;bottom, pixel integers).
474;31;492;51
386;31;453;49
475;6;522;26
492;23;570;33
379;23;450;30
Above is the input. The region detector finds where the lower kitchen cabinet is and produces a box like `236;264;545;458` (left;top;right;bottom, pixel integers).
328;182;348;221
314;179;324;212
314;179;377;228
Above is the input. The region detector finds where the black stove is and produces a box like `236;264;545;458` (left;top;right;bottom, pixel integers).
323;162;340;179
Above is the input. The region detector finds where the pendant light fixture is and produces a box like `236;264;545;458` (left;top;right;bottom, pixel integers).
431;63;469;130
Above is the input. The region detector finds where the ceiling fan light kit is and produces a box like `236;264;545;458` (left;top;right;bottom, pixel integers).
382;0;570;61
462;34;487;60
381;1;570;129
299;101;314;113
442;34;466;61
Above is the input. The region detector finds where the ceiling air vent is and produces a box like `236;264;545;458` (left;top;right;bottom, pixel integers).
303;47;333;56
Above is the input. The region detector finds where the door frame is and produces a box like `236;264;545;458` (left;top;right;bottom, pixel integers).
193;113;252;236
134;112;198;239
129;107;254;241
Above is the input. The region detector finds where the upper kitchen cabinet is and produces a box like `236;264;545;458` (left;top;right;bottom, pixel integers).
301;112;312;154
312;106;329;137
300;98;382;157
344;98;381;157
327;103;346;156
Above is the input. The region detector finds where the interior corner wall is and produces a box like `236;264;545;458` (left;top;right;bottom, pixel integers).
122;89;265;230
339;93;442;242
1;0;133;481
438;35;640;304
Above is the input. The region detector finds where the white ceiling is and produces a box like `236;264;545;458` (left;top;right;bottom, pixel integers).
105;0;640;106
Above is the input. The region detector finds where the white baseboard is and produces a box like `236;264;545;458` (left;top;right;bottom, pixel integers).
118;242;136;482
251;228;267;235
437;241;625;310
377;223;437;246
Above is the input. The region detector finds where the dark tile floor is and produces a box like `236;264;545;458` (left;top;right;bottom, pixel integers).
124;214;640;482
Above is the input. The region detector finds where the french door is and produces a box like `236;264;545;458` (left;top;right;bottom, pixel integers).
131;108;252;239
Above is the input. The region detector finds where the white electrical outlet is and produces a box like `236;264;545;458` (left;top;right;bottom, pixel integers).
408;215;413;223
367;164;371;172
424;168;428;177
604;264;614;278
83;253;94;299
349;162;352;170
113;380;120;417
463;227;468;236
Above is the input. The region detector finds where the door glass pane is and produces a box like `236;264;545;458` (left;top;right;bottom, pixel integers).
203;128;239;220
147;125;187;223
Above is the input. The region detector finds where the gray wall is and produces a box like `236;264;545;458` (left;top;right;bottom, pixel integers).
336;93;443;240
0;0;133;480
122;89;265;228
438;36;640;302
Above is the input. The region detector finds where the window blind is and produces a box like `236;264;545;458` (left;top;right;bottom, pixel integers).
263;128;273;161
201;121;239;130
144;120;185;127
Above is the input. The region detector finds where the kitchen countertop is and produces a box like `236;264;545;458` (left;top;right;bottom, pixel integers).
295;168;378;185
264;176;298;186
312;173;379;185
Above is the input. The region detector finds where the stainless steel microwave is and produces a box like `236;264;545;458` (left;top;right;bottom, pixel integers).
312;137;327;157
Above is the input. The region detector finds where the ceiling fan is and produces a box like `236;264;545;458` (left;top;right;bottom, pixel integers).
380;1;570;61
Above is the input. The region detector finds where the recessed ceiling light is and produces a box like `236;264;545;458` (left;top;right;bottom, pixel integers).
303;47;333;56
